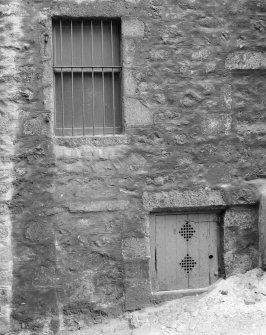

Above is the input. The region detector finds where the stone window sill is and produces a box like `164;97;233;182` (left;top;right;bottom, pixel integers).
53;134;128;147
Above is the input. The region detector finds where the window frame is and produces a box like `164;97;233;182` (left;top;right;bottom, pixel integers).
52;17;123;137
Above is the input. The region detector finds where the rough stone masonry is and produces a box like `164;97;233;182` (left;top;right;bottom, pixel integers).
1;0;266;334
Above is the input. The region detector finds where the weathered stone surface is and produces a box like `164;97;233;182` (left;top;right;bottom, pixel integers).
67;200;130;213
122;19;145;38
123;38;136;65
224;207;259;276
220;183;258;205
54;135;128;147
122;237;149;260
54;144;128;160
226;52;266;70
224;207;258;229
123;68;137;96
258;190;266;270
23;113;51;136
124;281;151;311
224;251;259;276
143;189;225;211
4;0;266;333
124;98;153;127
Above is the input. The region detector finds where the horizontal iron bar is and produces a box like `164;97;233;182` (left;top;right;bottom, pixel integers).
53;66;121;68
54;68;121;73
55;126;122;130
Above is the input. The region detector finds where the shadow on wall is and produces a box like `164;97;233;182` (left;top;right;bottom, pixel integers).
11;122;58;332
10;7;59;333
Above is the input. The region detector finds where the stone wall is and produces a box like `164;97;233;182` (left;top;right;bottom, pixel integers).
0;1;23;333
1;0;266;334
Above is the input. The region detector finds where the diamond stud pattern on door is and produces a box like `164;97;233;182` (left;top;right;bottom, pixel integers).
179;254;197;274
179;221;196;241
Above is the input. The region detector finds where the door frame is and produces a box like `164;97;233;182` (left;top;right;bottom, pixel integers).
149;210;224;294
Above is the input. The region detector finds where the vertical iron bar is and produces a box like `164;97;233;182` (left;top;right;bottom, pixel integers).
101;20;105;134
91;20;95;135
53;24;57;66
53;24;57;135
60;19;64;136
81;20;85;136
111;20;115;135
71;19;74;136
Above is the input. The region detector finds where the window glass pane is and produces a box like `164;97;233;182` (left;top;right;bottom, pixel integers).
102;21;112;66
55;73;63;129
61;23;72;66
73;73;83;130
93;72;104;127
92;21;102;67
104;72;121;131
83;73;93;134
82;21;92;66
112;21;121;66
53;19;121;67
72;21;82;67
115;72;121;129
55;71;121;134
104;72;113;127
54;72;73;130
62;72;72;129
53;22;60;66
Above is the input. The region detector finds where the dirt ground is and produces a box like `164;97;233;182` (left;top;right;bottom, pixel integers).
61;268;266;335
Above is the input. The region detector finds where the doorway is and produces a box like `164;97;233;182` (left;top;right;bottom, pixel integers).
150;212;221;292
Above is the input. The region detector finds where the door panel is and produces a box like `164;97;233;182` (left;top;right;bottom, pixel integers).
155;215;168;290
176;215;189;290
209;221;218;284
163;215;178;290
150;213;219;292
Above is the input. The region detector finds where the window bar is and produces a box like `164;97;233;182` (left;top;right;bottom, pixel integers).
60;19;64;136
53;24;57;135
111;20;115;135
91;20;95;135
101;19;105;135
71;19;74;136
54;66;121;71
81;20;85;136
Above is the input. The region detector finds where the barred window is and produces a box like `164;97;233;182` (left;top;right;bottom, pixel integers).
53;19;122;136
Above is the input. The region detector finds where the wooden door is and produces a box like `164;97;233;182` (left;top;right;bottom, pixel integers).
150;213;220;291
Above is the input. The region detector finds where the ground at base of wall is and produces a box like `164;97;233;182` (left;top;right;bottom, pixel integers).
55;268;266;335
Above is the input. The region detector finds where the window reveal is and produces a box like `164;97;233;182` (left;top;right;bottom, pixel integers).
53;19;122;136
